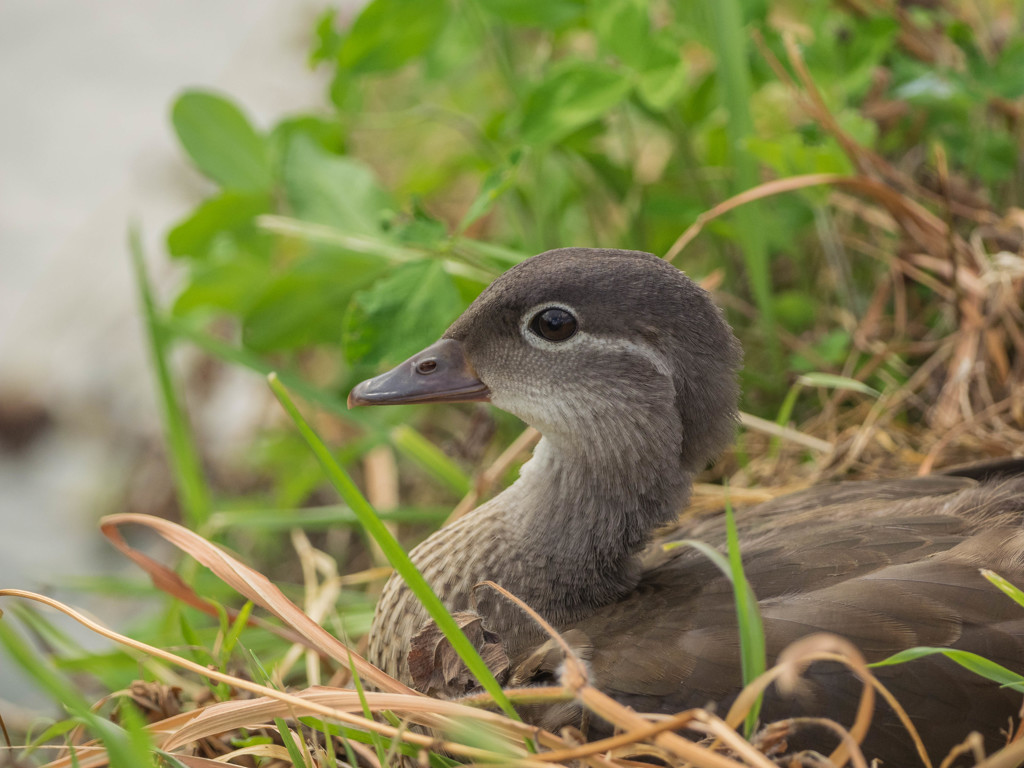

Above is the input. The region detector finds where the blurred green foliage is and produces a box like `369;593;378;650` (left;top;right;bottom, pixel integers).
157;0;1023;656
166;0;1021;401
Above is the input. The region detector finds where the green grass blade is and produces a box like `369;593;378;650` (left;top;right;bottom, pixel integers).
665;494;766;735
796;373;880;397
129;226;211;527
274;717;311;766
267;373;520;720
390;424;472;496
0;618;157;766
348;653;389;766
707;0;780;370
221;600;254;661
724;496;766;735
207;505;450;531
981;569;1024;609
871;646;1024;694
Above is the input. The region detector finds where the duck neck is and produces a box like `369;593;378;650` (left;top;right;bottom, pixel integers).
494;405;691;622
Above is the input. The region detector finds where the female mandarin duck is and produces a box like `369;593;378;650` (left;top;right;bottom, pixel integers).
349;247;1024;764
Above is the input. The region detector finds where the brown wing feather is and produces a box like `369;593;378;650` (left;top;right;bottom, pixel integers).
531;474;1024;763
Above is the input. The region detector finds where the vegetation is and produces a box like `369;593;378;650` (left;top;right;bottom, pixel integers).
2;0;1024;766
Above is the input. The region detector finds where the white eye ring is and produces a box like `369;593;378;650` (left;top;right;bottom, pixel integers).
520;303;582;348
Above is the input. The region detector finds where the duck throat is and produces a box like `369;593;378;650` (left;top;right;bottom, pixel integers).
493;422;691;622
370;393;692;681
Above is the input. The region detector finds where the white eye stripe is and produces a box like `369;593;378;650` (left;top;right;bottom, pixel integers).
588;336;675;379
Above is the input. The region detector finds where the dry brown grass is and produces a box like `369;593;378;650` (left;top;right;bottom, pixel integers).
3;507;1023;768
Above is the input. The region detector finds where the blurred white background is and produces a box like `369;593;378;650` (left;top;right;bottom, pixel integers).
0;0;340;712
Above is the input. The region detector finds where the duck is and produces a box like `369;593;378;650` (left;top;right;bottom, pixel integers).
348;247;1024;765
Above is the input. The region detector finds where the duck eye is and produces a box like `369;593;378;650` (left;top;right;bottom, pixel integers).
529;307;578;342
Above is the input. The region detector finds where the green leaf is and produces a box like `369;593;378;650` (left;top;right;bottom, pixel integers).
518;62;631;146
344;259;462;366
478;0;584;27
338;0;447;74
310;8;343;66
171;90;273;192
724;497;766;736
872;646;1024;694
592;0;649;70
166;191;269;259
283;136;393;234
172;251;270;316
636;42;688;111
269;114;346;159
243;252;387;351
774;290;817;334
457;151;522;233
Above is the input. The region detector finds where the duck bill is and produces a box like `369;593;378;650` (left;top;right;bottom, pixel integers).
348;338;491;408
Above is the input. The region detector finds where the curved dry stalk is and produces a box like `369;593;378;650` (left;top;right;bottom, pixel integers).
0;589;533;765
664;173;851;262
476;582;588;689
100;513;409;694
686;711;792;768
533;710;702;763
764;717;869;768
478;582;765;768
723;634;930;768
937;731;986;768
776;635;874;768
161;687;551;752
972;736;1024;768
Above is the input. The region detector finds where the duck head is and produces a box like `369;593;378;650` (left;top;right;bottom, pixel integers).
350;247;741;477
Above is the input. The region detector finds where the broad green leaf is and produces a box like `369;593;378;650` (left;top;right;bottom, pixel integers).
283;136;392;234
167;191;269;259
477;0;584;27
269;114;346;160
636;42;688;111
243;252;387;351
990;38;1024;99
171;90;273;192
518;63;631;146
172;252;270;316
872;646;1024;694
591;0;649;70
338;0;447;74
457;151;522;233
343;259;462;366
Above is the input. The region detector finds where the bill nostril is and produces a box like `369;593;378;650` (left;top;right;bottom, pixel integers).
416;359;438;375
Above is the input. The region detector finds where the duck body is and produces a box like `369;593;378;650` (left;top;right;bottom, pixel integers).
349;248;1024;764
